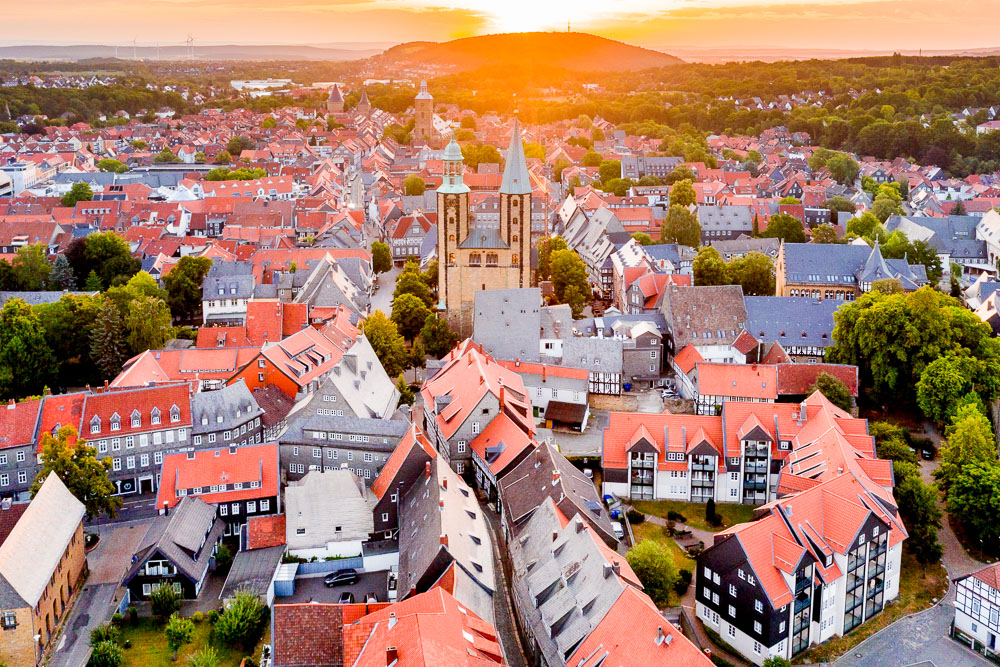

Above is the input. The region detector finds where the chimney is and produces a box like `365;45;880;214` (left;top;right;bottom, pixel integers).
515;357;520;367
656;627;665;646
442;477;448;490
388;611;397;629
552;469;561;486
603;563;613;578
552;529;559;542
163;501;170;516
103;380;109;391
386;647;398;664
440;534;448;548
612;559;620;575
5;399;12;410
575;516;585;533
499;386;505;412
425;461;431;479
439;499;444;511
542;365;547;382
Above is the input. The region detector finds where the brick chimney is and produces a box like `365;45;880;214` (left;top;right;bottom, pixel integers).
386;647;398;664
552;469;560;486
499;386;505;412
612;559;620;575
442;477;448;490
425;461;431;479
440;534;448;548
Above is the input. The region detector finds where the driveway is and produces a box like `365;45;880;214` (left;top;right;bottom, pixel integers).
545;409;607;457
371;265;402;316
275;570;390;604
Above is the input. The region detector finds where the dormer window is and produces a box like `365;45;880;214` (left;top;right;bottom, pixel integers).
90;416;101;434
110;413;121;431
217;414;223;424
151;408;161;425
131;410;141;428
170;405;180;423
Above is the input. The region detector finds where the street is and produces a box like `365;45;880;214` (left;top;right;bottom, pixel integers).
370;264;402;316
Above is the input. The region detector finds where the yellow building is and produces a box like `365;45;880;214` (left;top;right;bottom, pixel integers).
437;120;533;336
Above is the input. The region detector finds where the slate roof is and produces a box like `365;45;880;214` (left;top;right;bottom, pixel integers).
220;544;284;600
500;117;532;195
659;285;747;350
473;288;542;363
190;380;262;435
285;470;375;550
124;497;224;585
744;296;840;350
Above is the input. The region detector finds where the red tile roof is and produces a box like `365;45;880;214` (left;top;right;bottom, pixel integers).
371;424;435;500
155;442;279;510
247;514;286;549
469;413;538;476
0;399;41;450
83;383;192;439
695;362;778;401
776;363;859;397
672;344;703;374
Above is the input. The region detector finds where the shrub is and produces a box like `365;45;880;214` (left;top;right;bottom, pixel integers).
89;640;124;667
626;509;645;524
212;591;268;651
90;622;120;647
665;519;676;536
127;606;138;625
625;540;678;607
150;583;180;621
667;510;687;523
215;543;233;571
207;609;219;624
192;611;204;623
186;647;221;667
674;568;693;595
110;612;123;627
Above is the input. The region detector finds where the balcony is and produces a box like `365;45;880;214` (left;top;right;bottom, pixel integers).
744;463;768;473
631;473;653;484
793;618;809;635
692;462;715;471
795;577;811;595
630;459;655;470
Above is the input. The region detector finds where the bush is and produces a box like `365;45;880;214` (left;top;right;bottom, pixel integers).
192;611;204;623
127;606;138;625
215;543;233;571
665;519;676;536
90;622;120;647
186;647;221;667
674;568;693;595
150;582;180;620
207;609;219;624
706;498;721;526
89;640;124;667
110;612;123;627
212;592;268;652
625;540;678;607
626;509;646;524
667;510;687;523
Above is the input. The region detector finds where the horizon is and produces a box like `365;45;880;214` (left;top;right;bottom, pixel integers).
3;0;999;53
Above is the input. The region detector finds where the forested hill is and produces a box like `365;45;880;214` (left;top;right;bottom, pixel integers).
376;32;683;73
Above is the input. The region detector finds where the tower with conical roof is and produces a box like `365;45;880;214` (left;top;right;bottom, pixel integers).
436;120;533;335
413;80;433;144
326;84;344;114
356;87;371;116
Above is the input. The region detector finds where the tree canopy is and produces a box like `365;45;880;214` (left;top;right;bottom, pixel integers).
33;425;121;520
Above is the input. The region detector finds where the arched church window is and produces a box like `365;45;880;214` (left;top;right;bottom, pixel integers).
512;254;519;266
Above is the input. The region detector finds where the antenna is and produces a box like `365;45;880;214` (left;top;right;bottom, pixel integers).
186;35;195;60
113;44;119;59
132;37;137;60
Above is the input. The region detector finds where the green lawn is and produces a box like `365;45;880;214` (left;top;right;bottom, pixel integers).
631;499;754;532
119;618;246;667
795;548;948;664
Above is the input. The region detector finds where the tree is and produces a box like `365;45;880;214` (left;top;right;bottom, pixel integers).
204;167;267;181
811;224;842;244
916;354;991;426
393;269;434;307
372;242;392;274
664;165;696;184
630;232;654;246
625;540;678;608
61;181;93;207
96;159;128;173
808;372;852;411
660;205;701;247
153;148;181;163
396;375;415;406
165;613;194;661
0;298;56;399
581;151;602;167
893;472;943;574
937;403;997;493
212;591;268;652
826;196;856;214
391;293;432;341
125;295;173;354
90;622;120;647
150;582;180;621
726;252;775;296
705;497;718;525
84;232;139;289
186;648;220;667
261;117;277;129
460;143;501;170
35;293;102;388
33;426;121;520
460;116;476;129
779;196;801;205
537;237;568;282
598;160;621;184
402;174;425;196
12;243;51;291
761;213;806;243
361;311;408;377
692;246;728;286
550;249;590;317
89;641;124;667
763;659;792;667
90;299;129;379
131;140;147;149
226;135;254;156
214;150;232;165
669;179;696;208
826;153;860;186
946;462;1000;550
846;212;880;239
420;315;458;358
50;254;77;290
163;256;212;321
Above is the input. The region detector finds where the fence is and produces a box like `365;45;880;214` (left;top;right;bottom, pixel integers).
296;556;364;576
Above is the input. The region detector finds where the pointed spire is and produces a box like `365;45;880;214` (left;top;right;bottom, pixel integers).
501;114;531;195
359;87;370;105
415;80;432;100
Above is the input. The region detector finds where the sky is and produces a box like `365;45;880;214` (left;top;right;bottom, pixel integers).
2;0;998;52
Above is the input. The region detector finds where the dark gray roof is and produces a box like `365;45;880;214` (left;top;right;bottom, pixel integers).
125;497;225;585
782;243;871;284
744;296;841;348
0;574;26;610
458;226;510;249
190;380;263;435
281;411;410;448
220;545;284;600
203;261;255;300
0;290;95;306
473;288;542;362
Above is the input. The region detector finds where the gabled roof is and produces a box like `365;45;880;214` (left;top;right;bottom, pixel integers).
155;442;279;511
469;413;537;477
124;497;223;585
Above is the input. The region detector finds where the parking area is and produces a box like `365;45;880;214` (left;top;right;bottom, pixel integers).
276;570;391;604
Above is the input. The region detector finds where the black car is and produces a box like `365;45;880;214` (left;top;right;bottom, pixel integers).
324;568;359;587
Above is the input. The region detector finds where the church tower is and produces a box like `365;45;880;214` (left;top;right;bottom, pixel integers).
413;80;434;144
437;120;533;336
355;87;372;117
326;84;344;114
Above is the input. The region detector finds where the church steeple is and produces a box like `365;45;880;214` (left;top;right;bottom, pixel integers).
439;131;469;194
501;115;532;195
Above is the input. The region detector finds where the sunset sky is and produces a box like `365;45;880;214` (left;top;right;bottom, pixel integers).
3;0;998;52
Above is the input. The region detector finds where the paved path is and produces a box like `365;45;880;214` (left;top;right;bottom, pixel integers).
51;582;119;667
479;499;529;667
370;264;401;316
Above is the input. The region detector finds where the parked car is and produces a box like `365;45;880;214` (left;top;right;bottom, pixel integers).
324;568;359;587
612;521;624;539
338;591;355;604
